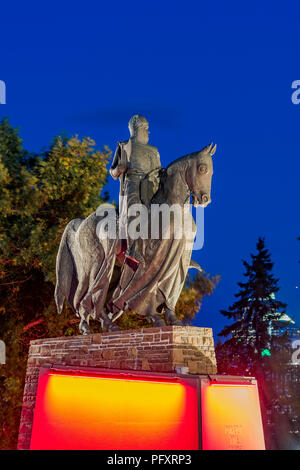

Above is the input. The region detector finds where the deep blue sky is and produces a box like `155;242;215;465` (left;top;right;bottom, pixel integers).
1;1;299;337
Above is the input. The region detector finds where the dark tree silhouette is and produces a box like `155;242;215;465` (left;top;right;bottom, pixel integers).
217;237;286;374
216;237;295;449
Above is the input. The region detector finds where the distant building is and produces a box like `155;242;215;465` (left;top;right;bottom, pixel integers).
267;306;300;449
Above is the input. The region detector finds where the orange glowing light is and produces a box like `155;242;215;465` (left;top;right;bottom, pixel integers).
201;383;265;450
30;372;199;450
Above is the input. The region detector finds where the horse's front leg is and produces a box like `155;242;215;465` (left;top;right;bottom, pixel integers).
164;308;182;326
79;315;92;335
99;309;121;332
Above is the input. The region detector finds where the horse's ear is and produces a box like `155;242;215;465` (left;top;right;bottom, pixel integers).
205;143;213;154
210;143;217;156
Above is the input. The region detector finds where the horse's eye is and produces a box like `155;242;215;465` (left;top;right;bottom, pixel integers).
198;164;208;174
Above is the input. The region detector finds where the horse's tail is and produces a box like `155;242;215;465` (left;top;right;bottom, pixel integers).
54;219;82;314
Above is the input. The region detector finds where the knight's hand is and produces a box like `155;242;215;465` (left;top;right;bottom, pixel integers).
118;162;126;173
110;163;126;179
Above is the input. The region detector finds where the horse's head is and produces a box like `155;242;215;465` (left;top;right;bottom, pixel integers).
185;143;216;207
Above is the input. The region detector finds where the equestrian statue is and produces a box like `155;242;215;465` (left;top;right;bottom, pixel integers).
54;115;216;334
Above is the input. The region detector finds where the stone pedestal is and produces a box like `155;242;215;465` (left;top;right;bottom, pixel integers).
18;326;217;449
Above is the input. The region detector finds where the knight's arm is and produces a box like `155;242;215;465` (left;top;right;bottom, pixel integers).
109;143;126;180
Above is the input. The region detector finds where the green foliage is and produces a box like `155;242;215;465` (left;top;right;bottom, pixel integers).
118;311;150;330
175;272;220;324
0;119;110;449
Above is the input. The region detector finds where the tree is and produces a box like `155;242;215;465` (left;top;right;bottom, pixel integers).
216;237;295;449
175;272;220;324
0;120;110;449
217;237;286;373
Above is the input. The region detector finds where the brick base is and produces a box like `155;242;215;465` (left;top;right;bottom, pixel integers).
18;326;217;449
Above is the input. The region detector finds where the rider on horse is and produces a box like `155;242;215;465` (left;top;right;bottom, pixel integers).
110;115;161;266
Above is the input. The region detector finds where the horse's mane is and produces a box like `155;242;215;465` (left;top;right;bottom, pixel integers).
154;151;202;200
165;147;210;175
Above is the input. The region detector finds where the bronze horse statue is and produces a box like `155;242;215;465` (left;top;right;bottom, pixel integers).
55;143;216;334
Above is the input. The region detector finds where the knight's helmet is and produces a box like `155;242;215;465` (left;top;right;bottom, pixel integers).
128;115;149;136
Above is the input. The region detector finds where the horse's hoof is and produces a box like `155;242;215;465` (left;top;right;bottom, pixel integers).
79;320;92;335
108;323;121;332
164;309;182;326
150;315;166;327
102;320;121;332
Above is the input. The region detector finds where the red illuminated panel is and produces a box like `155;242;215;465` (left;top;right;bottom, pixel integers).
201;383;265;450
30;371;199;450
